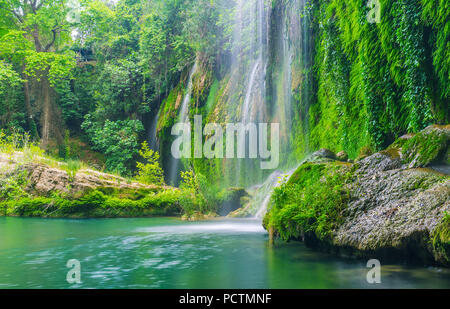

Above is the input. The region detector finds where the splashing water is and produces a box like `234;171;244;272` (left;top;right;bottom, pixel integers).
254;166;297;218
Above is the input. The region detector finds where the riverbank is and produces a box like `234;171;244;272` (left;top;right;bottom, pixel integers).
265;125;450;266
0;148;245;219
0;153;181;218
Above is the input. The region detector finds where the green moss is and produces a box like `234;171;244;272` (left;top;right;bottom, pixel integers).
266;162;352;241
204;79;219;114
287;163;326;186
401;127;449;166
355;145;375;161
400;171;446;191
1;188;183;218
157;85;183;133
432;213;450;264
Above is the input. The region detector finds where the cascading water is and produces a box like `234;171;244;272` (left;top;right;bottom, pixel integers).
179;62;198;123
167;62;198;186
231;0;269;186
230;0;313;218
241;59;261;124
253;166;297;218
241;0;268;125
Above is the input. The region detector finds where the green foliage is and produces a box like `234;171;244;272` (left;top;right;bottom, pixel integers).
0;61;25;132
432;212;450;264
179;168;224;216
0;129;39;156
0;168;28;204
91;58;147;120
135;141;165;185
81;116;144;175
401;126;449;166
1;0;448;202
308;0;446;158
266;162;352;241
1;188;182;217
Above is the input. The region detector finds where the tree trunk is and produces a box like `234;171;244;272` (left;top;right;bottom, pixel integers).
39;74;63;148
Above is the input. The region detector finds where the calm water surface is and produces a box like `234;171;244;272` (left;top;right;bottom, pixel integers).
0;217;449;289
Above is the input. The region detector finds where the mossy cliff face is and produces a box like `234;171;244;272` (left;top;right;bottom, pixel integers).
265;125;450;266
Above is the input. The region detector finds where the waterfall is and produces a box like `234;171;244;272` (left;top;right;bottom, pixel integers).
167;62;198;186
249;166;297;219
230;0;311;217
241;59;261;124
230;0;269;187
179;62;198;123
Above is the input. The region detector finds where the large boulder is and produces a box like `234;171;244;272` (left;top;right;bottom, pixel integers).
24;163;165;196
401;124;450;168
266;125;450;266
336;151;348;162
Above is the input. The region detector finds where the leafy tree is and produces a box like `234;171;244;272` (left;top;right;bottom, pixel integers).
0;61;25;132
0;0;76;144
135;141;165;185
91;58;147;121
81;115;144;175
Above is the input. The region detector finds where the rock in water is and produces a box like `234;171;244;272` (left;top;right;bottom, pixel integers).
266;125;450;266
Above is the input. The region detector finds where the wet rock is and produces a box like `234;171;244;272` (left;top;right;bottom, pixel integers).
332;167;450;265
401;124;450;168
270;125;450;266
182;211;218;221
356;152;402;175
316;148;336;159
307;148;336;163
219;187;248;216
0;155;167;196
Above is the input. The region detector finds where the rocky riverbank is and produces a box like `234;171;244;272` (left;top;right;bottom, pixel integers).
0;151;246;219
265;125;450;266
0;151;184;218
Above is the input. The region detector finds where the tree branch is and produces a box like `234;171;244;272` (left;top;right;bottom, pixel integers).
44;26;62;52
0;4;25;23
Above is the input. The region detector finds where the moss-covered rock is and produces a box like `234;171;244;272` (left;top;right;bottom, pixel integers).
401;125;450;168
0;152;185;218
266;125;450;266
432;214;450;265
2;188;183;218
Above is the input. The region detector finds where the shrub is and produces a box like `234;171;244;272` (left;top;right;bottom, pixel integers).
179;168;222;216
81;116;144;175
266;163;352;241
135;141;165;185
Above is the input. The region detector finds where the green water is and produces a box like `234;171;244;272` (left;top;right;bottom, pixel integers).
0;217;449;289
